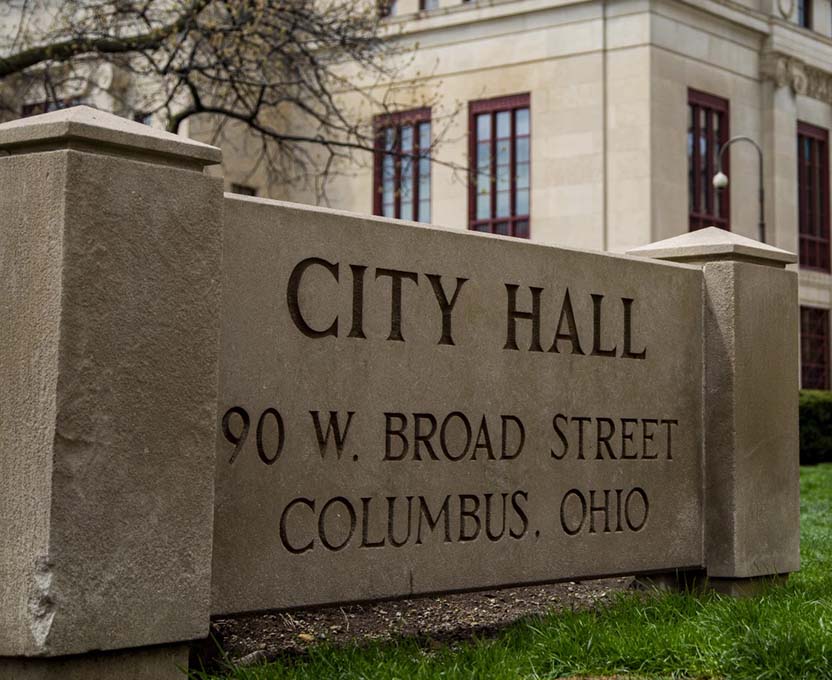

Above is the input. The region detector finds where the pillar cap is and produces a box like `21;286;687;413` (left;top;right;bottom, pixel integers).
627;227;796;267
0;105;221;168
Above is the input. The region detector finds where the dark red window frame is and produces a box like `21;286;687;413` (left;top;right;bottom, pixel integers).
688;89;730;232
468;93;531;238
373;107;431;222
801;306;829;390
798;121;830;272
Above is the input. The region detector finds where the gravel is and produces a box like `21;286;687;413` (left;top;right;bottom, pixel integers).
194;577;633;670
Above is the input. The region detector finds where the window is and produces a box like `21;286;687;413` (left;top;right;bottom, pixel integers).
802;306;829;389
373;108;431;222
420;0;439;9
378;0;397;17
798;0;812;29
798;122;830;271
231;183;257;197
688;89;729;231
469;93;530;238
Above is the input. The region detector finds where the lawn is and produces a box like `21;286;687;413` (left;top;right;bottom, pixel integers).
194;465;832;680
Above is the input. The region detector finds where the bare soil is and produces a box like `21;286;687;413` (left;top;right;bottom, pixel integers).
197;577;632;670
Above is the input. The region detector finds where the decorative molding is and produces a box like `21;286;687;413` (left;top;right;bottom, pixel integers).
778;0;794;20
761;51;832;103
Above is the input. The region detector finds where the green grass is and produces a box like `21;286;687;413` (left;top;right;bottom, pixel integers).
195;465;832;680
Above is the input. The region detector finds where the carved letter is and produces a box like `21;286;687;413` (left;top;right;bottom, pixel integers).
620;418;638;459
414;413;439;461
416;496;452;544
588;489;611;534
625;487;649;532
459;494;482;542
661;419;678;460
590;293;617;357
595;417;617;460
349;264;368;339
560;489;586;536
501;415;525;460
426;274;468;346
621;298;646;359
387;496;415;548
551;413;569;460
384;413;409;461
310;411;355;459
509;490;530;539
318;497;357;552
504;284;543;351
280;497;316;554
471;416;496;461
287;257;339;338
360;497;385;548
549;288;585;355
440;412;472;461
376;268;419;342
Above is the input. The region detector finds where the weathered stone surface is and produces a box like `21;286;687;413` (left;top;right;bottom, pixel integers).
0;643;189;680
0;109;223;657
212;197;705;616
631;230;800;580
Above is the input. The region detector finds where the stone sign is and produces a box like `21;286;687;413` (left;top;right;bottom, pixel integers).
212;199;704;615
0;108;799;679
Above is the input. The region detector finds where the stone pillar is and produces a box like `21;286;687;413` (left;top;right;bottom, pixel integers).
0;107;223;677
760;59;798;254
629;228;800;595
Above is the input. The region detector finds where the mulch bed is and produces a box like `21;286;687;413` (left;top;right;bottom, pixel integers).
195;577;632;670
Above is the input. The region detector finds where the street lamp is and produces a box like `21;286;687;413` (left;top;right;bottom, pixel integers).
711;136;766;243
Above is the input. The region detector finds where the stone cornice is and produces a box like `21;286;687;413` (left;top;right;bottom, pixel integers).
761;51;832;104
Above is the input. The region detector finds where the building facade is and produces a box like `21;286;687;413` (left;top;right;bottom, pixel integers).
219;0;832;390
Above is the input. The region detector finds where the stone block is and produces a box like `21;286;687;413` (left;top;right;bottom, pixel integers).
630;228;800;581
212;196;705;615
0;107;223;657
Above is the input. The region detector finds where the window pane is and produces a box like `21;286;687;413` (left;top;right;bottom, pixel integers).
418;200;430;223
382;152;395;217
516;189;529;216
477;114;491;141
496;111;510;138
477;141;491;169
419;122;431;151
496;164;510;192
419;170;430;199
516;108;529;136
497;140;510;165
496;191;510;217
477;193;490;220
514;220;530;238
401;125;413;154
493;221;509;235
517;162;530;190
516;137;530;163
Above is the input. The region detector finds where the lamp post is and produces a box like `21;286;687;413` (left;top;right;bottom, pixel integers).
712;136;766;243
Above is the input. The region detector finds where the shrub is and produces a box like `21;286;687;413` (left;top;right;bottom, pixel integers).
800;390;832;465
